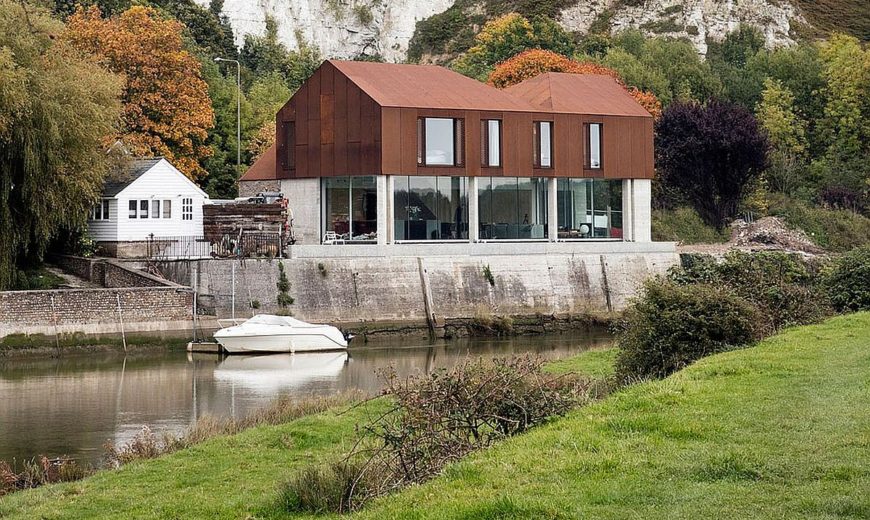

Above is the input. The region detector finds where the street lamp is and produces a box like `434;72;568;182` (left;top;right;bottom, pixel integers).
214;57;241;179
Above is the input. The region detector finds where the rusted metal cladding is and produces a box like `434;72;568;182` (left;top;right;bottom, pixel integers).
276;61;654;180
277;61;381;179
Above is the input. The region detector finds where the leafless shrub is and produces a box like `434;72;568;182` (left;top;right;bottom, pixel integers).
283;355;596;513
0;456;93;496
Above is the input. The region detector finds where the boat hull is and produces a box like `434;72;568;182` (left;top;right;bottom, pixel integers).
215;328;347;354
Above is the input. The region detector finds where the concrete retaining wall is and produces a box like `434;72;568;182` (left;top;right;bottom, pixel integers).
150;243;678;325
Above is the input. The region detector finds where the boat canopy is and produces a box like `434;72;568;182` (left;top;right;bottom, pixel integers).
246;314;318;328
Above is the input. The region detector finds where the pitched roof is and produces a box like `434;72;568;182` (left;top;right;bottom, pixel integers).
102;158;163;196
240;143;278;182
328;60;536;112
505;73;653;118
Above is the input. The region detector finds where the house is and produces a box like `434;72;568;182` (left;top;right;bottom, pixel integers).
88;158;209;257
253;60;654;247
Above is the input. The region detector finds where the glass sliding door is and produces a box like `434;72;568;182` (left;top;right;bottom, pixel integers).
478;177;548;240
557;179;622;239
393;176;467;241
323;176;377;243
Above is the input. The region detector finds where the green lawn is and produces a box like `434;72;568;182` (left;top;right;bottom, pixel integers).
2;315;868;519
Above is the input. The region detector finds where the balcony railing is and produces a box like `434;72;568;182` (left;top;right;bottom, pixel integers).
146;233;284;260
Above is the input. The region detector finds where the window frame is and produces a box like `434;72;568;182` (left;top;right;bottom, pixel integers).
282;121;295;171
417;117;465;167
585;122;603;170
480;119;502;168
139;200;149;219
533;121;554;169
128;200;137;219
162;200;172;219
151;199;160;219
182;197;193;221
91;199;110;220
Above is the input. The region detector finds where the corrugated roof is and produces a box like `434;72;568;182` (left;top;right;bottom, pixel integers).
329;60;537;112
103;158;163;196
240;143;277;181
505;73;653;117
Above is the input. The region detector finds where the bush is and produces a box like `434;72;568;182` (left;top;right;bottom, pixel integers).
671;251;831;334
651;207;730;244
824;245;870;312
279;459;384;514
615;280;761;381
767;193;870;252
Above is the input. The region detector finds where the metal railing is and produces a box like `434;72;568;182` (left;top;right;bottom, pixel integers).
146;233;283;260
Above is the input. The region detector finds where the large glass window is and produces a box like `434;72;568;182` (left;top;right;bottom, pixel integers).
586;123;602;169
418;118;464;166
481;120;501;167
394;176;467;241
534;121;553;168
557;179;622;239
323;176;378;242
478;177;548;240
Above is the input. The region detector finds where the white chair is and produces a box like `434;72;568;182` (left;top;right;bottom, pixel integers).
323;231;345;245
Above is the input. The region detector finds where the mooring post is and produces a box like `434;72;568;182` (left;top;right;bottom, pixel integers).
231;262;236;321
116;292;127;352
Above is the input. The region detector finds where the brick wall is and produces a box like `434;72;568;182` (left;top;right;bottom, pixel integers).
0;287;193;338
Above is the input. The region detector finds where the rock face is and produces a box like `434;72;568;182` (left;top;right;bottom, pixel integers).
202;0;805;62
559;0;804;55
194;0;454;62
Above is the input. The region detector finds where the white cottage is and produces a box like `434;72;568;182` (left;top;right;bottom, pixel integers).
88;158;209;257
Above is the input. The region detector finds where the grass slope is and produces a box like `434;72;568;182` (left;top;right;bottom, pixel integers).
2;315;868;518
353;313;870;519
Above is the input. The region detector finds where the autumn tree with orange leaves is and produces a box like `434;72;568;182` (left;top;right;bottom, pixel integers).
66;6;214;180
489;49;662;118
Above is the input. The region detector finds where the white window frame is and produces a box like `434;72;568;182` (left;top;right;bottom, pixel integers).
128;200;137;219
182;198;193;221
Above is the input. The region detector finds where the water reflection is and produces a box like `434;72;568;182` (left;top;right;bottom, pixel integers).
0;332;610;465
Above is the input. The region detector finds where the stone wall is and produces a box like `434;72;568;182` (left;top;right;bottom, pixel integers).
151;243;677;325
0;287;193;339
57;256;179;288
239;180;280;198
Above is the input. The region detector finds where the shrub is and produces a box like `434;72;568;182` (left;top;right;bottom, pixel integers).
824;245;870;312
671;251;831;333
767;193;870;252
615;279;761;381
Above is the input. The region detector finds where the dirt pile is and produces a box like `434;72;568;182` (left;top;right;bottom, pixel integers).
730;217;825;254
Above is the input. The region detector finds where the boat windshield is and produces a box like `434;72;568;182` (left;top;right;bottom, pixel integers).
246;315;314;327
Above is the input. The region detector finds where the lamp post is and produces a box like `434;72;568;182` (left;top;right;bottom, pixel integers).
214;57;241;178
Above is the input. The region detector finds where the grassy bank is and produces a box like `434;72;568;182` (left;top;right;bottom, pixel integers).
2;314;868;517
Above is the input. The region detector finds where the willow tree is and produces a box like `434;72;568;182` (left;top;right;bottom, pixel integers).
0;1;121;289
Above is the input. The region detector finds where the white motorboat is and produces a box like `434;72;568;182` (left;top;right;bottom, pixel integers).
213;314;350;354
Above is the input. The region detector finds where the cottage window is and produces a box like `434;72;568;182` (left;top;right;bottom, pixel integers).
480;120;501;167
534;121;553;168
163;200;172;219
151;200;160;219
585;123;602;169
91;199;109;220
139;200;149;219
129;200;137;219
418;118;464;167
182;198;193;221
282;121;295;170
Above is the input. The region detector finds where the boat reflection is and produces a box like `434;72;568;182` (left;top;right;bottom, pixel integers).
213;352;349;393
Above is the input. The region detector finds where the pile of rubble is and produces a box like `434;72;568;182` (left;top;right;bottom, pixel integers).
730;217;825;255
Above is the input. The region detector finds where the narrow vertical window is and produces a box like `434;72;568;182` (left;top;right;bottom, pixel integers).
182;198;193;221
481;120;501;167
102;200;110;220
129;200;137;219
139;200;148;219
283;121;295;170
586;123;602;169
454;118;464;167
163;200;172;219
416;118;424;165
534;121;553;168
151;200;160;219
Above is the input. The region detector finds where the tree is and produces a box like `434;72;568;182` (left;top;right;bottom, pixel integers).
65;6;215;180
0;1;122;289
707;26;769;109
488;49;662;118
247;121;275;162
240;16;321;91
818;33;869;161
655;100;769;229
452;13;575;81
756;79;809;194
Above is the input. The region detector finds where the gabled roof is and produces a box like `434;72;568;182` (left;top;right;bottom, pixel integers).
505;73;653;118
240;143;277;181
103;158;163;196
328;60;536;112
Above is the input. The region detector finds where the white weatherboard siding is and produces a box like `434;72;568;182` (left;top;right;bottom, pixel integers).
115;159;208;241
87;199;119;242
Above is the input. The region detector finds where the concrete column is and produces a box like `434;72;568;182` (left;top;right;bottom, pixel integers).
632;179;652;242
622;179;634;242
547;177;558;241
468;176;479;242
376;175;388;246
386;175;395;244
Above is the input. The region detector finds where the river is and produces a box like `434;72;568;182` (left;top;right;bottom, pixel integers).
0;331;611;466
